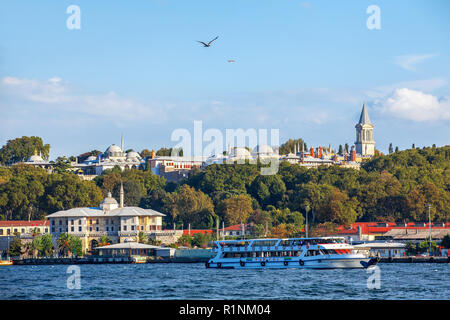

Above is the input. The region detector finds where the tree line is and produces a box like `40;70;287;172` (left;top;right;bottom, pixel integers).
0;137;449;238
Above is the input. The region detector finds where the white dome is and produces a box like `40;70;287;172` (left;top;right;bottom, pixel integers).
230;147;252;158
126;151;141;160
105;144;122;153
252;144;274;155
27;154;44;162
86;156;97;161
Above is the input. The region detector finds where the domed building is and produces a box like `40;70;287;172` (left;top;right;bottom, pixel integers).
251;144;277;158
47;184;165;252
104;144;125;159
72;138;146;179
229;147;252;160
22;150;54;172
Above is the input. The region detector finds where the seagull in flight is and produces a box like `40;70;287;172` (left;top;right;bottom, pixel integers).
197;36;219;47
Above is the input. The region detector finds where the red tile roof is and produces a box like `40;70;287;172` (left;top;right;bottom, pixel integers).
182;229;213;236
0;220;49;227
222;224;249;231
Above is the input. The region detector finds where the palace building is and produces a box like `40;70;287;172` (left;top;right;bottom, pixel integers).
46;184;165;253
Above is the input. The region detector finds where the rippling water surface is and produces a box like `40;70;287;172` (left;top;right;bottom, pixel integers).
1;263;449;299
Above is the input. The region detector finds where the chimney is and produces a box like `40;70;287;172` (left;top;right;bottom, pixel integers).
310;147;314;158
151;150;155;159
351;149;356;162
120;182;124;208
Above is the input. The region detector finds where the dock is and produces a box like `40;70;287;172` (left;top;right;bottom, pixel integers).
379;256;450;263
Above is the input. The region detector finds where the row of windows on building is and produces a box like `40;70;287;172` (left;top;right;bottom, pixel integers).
52;224;162;233
52;219;156;226
0;228;49;236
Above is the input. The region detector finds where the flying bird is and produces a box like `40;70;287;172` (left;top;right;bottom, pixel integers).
197;36;219;47
227;60;235;63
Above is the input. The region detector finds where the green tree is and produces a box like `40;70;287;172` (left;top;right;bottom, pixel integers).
57;233;71;257
68;236;83;257
163;185;216;229
248;174;286;208
0;136;50;165
39;234;54;257
216;194;253;225
8;237;23;257
279;138;307;155
44;174;103;212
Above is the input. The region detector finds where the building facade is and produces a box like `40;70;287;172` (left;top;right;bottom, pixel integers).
46;185;165;253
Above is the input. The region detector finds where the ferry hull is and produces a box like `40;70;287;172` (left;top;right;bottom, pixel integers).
206;257;378;270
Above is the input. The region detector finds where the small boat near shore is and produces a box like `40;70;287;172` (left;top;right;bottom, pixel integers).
0;260;13;266
206;237;379;269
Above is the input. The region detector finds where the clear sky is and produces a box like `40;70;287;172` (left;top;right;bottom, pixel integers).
1;0;449;159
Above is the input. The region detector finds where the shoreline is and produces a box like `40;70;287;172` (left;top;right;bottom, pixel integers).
7;256;449;266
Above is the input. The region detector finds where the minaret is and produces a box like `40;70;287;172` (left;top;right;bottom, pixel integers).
119;182;124;208
355;102;375;157
301;143;305;164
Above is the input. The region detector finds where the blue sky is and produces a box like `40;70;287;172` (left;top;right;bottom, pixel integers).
0;0;449;158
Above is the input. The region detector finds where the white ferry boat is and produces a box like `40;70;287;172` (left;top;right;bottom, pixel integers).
205;237;379;269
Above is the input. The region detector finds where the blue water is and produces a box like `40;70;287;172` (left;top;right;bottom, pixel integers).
0;263;448;299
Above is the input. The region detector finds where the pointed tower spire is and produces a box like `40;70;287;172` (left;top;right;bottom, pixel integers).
358;101;372;125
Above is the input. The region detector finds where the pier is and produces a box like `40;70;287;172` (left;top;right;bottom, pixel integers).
379;256;450;263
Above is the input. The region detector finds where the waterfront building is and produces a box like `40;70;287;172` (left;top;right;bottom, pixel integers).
0;220;49;237
94;241;162;257
46;186;166;253
218;224;251;238
353;242;407;258
0;220;50;254
328;222;450;242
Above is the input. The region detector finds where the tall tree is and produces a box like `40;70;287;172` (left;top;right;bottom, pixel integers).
0;136;50;165
163;185;216;228
279;138;307;155
216;194;253;225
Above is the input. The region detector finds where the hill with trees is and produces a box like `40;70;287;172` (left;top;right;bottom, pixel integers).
0;142;448;238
